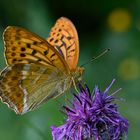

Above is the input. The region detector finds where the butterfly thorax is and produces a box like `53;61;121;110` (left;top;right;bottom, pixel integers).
72;67;85;83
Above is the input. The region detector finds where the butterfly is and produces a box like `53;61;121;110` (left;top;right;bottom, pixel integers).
0;17;84;115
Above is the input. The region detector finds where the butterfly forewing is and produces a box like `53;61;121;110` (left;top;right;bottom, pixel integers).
47;17;79;71
3;26;69;73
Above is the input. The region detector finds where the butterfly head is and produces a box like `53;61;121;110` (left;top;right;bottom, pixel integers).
74;67;85;82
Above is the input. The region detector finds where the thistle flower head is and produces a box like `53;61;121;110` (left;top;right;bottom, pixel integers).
51;80;129;140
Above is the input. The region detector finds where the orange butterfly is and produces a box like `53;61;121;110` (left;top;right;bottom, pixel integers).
0;17;84;114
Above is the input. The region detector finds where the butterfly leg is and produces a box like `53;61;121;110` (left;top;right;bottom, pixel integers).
71;77;79;93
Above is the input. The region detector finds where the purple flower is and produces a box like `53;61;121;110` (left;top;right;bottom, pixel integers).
51;79;129;140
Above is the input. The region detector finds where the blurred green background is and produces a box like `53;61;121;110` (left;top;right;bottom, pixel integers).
0;0;140;139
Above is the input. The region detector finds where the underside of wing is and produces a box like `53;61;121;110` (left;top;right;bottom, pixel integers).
47;17;79;71
3;26;69;73
0;63;71;114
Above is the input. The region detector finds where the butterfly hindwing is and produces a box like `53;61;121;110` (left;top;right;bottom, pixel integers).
0;63;71;114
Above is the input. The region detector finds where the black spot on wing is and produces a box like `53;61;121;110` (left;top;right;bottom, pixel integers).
21;47;26;51
67;45;71;50
12;47;16;51
49;38;54;42
44;50;48;55
20;53;26;57
50;53;55;58
26;43;31;48
12;58;17;62
69;49;75;53
37;59;42;62
56;45;64;58
67;36;72;40
11;53;16;56
33;41;38;45
66;43;75;51
31;50;37;55
54;39;58;43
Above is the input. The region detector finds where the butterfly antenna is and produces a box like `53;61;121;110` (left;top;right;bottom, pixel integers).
80;48;110;67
